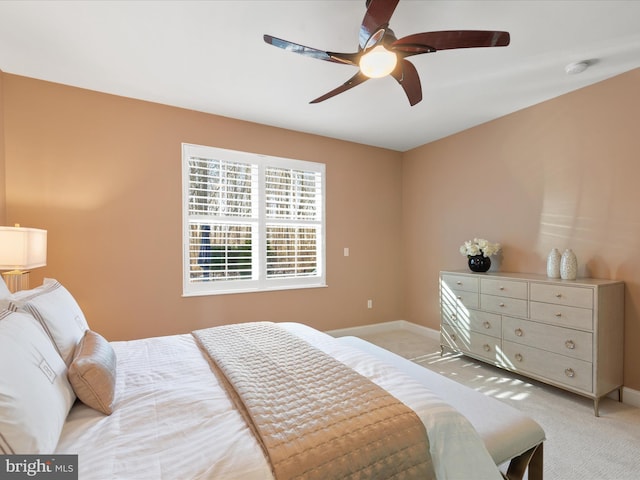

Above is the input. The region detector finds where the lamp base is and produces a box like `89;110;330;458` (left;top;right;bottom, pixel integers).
1;270;30;293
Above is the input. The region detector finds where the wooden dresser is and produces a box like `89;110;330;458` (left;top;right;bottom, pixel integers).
439;270;624;416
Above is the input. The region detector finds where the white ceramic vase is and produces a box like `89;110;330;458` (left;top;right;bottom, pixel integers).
547;248;561;278
560;249;577;280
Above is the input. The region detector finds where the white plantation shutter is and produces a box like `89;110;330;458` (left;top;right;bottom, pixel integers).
266;226;318;278
183;144;325;295
265;167;322;279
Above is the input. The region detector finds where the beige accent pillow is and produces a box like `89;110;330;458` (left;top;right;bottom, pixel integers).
68;330;117;415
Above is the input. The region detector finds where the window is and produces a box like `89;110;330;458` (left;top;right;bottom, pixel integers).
182;144;326;296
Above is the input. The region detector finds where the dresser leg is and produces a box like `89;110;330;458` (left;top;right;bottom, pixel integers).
618;387;624;403
440;344;445;357
593;398;600;417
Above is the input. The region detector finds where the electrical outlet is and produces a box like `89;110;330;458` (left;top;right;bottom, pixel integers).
367;299;373;309
344;247;350;257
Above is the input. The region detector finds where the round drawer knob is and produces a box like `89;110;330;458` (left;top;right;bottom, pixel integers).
457;296;462;300
555;293;562;298
451;334;457;341
456;281;462;285
555;313;562;317
499;302;505;307
565;368;575;378
565;340;575;350
515;353;523;362
515;328;524;337
451;313;457;320
483;321;491;329
499;286;505;290
483;344;491;352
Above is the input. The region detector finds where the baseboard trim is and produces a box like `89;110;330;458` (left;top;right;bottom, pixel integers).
623;386;640;408
327;321;640;409
327;320;440;341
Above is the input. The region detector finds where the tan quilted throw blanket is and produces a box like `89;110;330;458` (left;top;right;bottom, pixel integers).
193;322;435;480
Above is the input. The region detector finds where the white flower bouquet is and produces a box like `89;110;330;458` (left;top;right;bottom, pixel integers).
459;238;501;258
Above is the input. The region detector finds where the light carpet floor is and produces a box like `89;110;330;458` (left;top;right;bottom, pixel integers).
354;329;640;480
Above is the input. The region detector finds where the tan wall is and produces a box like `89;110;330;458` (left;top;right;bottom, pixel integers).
402;68;640;390
2;74;404;340
0;70;6;224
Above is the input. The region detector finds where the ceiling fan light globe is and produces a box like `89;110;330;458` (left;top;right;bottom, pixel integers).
359;45;397;78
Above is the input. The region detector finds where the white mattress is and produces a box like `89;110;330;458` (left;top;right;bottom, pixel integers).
56;322;503;479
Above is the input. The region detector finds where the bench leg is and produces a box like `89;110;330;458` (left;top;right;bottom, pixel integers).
504;443;543;480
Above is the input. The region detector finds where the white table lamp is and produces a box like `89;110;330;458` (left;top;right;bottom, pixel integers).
0;225;47;292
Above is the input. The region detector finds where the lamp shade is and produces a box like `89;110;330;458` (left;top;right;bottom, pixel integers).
0;226;47;270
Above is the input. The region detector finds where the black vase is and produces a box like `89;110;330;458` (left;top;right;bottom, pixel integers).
468;254;491;273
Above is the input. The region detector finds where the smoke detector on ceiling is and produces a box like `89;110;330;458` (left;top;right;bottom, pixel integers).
565;61;589;75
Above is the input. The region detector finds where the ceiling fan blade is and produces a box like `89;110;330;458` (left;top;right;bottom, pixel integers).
359;0;400;49
390;59;422;106
264;34;359;65
393;30;510;54
309;71;369;104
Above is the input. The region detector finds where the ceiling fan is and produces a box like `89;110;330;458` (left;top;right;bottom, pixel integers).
263;0;510;106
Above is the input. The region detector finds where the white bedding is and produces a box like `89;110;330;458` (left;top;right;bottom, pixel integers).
56;322;502;479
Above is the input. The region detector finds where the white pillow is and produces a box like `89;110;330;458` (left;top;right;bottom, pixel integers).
0;281;10;314
0;309;76;454
0;275;11;300
9;279;89;365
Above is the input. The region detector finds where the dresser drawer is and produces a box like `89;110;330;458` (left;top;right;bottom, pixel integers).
480;278;528;299
480;294;528;317
530;283;593;309
502;316;593;362
468;309;501;338
441;274;479;293
441;323;465;352
530;301;593;331
440;298;457;325
466;331;502;362
502;341;592;393
442;289;479;310
444;309;502;338
441;324;501;363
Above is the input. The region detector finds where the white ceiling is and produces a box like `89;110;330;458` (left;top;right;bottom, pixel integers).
1;0;639;152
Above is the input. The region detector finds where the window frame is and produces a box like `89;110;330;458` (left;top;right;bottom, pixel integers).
182;143;326;296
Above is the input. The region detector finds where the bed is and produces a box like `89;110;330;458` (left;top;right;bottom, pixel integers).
0;278;544;479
